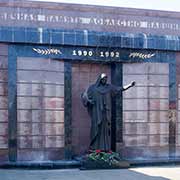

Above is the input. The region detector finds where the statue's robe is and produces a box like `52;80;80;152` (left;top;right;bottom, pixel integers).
81;76;122;151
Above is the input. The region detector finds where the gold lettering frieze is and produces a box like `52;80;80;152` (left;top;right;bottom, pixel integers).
0;7;180;31
33;48;62;55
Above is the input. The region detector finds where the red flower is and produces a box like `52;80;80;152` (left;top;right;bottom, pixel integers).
95;149;101;153
108;150;113;154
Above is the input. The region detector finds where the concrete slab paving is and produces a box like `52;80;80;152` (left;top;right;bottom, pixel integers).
0;166;179;180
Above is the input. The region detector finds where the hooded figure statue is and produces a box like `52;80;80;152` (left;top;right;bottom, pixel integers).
81;73;135;151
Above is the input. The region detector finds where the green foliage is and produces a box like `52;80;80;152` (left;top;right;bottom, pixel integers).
87;150;121;166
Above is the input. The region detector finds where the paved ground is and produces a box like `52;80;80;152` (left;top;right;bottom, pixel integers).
0;166;180;180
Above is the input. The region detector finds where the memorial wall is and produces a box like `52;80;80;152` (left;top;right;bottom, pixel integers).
0;0;179;163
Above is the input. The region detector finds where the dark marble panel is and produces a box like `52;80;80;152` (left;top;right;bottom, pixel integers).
25;29;39;43
111;63;123;147
13;27;26;43
0;27;12;42
8;45;17;162
64;61;72;159
1;26;178;51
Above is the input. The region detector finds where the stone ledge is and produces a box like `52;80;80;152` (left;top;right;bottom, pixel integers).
0;160;81;169
81;159;130;170
1;158;180;169
129;158;180;167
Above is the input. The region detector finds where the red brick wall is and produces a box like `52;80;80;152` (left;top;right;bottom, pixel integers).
121;63;169;159
0;44;8;161
176;53;180;156
16;57;65;161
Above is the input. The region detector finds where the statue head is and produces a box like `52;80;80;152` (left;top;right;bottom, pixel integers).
100;73;108;85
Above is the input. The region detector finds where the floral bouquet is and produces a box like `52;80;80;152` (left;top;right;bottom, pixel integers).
87;149;121;166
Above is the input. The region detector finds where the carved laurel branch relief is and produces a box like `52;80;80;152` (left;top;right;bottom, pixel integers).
33;48;62;55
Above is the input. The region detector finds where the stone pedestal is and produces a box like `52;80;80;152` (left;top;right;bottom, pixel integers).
81;159;130;170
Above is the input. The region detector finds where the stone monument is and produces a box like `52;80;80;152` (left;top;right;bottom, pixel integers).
81;73;135;169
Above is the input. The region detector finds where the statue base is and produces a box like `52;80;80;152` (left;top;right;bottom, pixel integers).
80;155;130;170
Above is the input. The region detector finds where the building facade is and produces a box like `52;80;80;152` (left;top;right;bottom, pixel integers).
0;0;179;163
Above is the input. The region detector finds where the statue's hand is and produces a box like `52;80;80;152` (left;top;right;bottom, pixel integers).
131;81;136;87
89;99;94;105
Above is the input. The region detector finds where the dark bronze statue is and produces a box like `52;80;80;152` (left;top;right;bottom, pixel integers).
81;73;135;151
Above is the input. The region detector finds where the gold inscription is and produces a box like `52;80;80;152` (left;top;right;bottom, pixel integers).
0;8;180;31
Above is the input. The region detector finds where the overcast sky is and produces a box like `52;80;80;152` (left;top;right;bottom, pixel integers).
30;0;180;12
